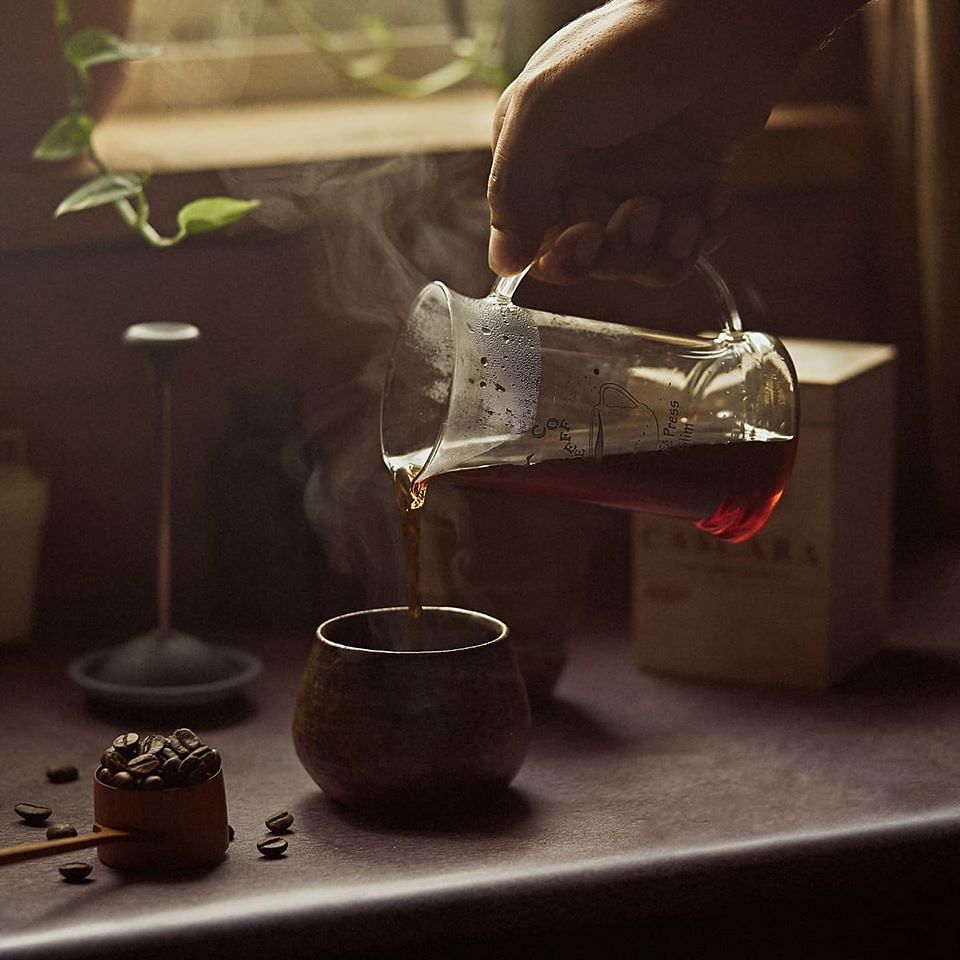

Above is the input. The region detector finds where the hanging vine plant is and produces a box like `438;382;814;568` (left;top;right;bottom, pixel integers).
33;0;259;248
274;0;509;99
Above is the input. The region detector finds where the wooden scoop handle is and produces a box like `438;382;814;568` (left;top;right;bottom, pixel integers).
0;826;133;866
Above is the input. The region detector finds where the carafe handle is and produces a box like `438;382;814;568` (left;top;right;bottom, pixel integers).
493;255;744;339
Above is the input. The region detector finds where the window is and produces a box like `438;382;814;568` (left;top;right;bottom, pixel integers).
115;0;517;113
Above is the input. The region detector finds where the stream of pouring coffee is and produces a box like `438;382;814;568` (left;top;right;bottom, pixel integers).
392;465;427;651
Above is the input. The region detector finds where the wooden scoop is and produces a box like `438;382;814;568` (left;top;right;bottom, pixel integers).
0;770;229;871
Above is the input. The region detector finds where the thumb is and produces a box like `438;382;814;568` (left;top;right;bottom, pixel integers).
487;90;566;276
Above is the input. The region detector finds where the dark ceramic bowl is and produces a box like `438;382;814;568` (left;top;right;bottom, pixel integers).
292;606;531;813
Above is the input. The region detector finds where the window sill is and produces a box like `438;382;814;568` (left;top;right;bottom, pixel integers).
1;94;868;257
96;90;502;173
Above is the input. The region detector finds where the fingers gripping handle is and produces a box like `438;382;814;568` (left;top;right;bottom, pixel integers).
493;255;743;339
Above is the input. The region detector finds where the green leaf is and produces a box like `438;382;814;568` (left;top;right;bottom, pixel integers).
175;197;260;237
33;113;94;161
358;15;393;51
344;51;394;80
345;15;394;79
54;173;144;217
64;28;161;69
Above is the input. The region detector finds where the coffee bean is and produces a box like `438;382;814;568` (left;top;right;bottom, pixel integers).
257;837;288;858
59;862;92;882
101;747;128;771
127;753;161;776
198;748;217;778
160;755;182;784
46;764;79;784
142;776;165;790
172;727;201;751
179;745;215;782
46;823;78;840
265;811;294;834
96;766;114;786
178;756;199;781
113;733;140;757
112;771;136;789
187;766;207;785
141;734;167;755
15;803;52;825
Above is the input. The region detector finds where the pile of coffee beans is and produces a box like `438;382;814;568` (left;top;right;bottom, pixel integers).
96;728;222;790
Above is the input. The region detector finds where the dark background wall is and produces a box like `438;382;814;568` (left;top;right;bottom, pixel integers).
1;13;907;650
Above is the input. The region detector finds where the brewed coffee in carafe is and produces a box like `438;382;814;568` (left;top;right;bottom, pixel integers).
384;257;797;534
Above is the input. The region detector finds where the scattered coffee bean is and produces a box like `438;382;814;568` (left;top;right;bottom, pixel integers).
59;862;92;882
257;837;288;858
228;824;235;842
113;733;140;757
265;811;294;834
112;771;136;789
46;764;79;784
14;803;52;825
47;823;78;840
127;753;161;776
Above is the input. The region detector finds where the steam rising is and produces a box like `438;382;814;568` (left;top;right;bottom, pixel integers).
224;153;492;611
127;4;507;615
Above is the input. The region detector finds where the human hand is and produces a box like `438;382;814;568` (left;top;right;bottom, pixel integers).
487;0;806;286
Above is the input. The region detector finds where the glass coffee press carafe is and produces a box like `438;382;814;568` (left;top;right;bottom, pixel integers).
381;256;798;543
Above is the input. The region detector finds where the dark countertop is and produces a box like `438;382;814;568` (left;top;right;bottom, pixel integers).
2;540;960;959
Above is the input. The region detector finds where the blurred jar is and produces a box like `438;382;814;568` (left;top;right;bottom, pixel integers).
418;482;596;705
206;383;325;632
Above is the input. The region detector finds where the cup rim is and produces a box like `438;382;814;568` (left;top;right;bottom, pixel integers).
315;605;508;655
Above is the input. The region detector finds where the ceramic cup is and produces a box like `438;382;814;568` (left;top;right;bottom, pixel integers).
292;606;531;812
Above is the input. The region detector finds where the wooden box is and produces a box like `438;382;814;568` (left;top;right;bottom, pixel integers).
631;338;897;687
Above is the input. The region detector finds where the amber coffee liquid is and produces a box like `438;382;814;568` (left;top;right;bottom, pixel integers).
393;465;427;651
447;439;796;543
